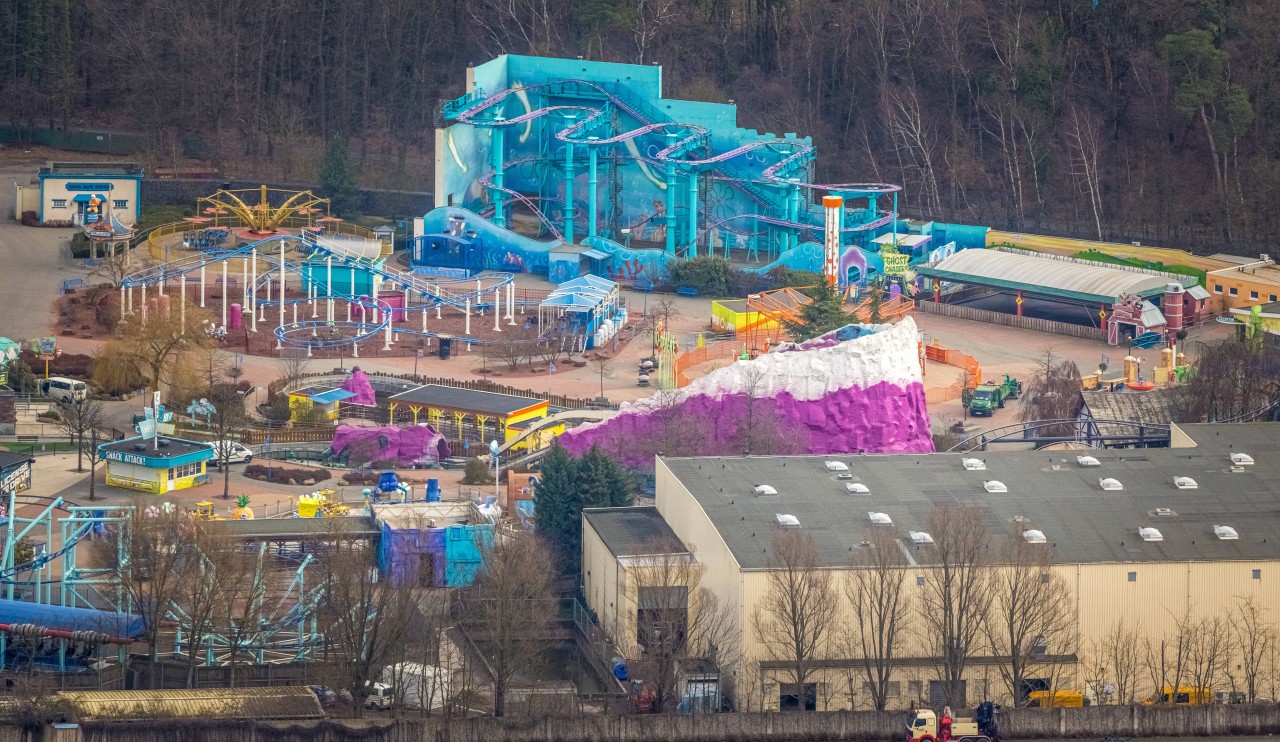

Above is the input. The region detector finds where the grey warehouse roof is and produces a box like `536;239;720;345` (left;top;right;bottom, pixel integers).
659;423;1280;569
584;507;685;556
390;383;544;416
919;249;1181;304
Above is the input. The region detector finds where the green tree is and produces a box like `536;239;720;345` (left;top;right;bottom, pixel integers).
535;443;632;572
783;282;849;341
320;137;360;218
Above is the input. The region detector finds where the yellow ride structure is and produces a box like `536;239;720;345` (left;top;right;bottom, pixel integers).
197;185;331;235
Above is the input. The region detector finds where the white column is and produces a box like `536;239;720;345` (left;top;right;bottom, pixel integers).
221;261;228;326
383;303;393;350
507;282;516;324
493;288;501;331
278;239;286;333
180;271;186;333
199;264;206;307
141;283;148;325
326;256;334;322
126;285;132;313
250;249;258;332
352;341;359;358
346;301;352;323
158;269;165;296
119;285;125;316
465;299;471;335
421;306;428;333
292;302;298;325
436;302;442;319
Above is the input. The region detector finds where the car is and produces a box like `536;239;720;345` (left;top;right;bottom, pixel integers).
338;681;394;710
211;440;254;465
308;684;338;707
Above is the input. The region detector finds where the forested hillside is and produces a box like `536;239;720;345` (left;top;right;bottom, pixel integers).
2;0;1276;253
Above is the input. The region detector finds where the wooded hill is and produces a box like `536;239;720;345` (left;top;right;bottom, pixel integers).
2;0;1275;254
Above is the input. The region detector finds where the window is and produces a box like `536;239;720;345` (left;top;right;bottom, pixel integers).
1250;291;1259;301
1127;571;1137;582
908;681;923;699
1230;287;1239;296
864;681;901;697
113;199;128;210
916;575;926;586
1270;295;1277;303
52;199;67;208
167;461;202;480
1253;569;1262;580
1213;284;1223;294
779;683;817;711
418;553;435;587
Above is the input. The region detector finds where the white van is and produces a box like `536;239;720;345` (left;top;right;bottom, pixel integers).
211;440;254;465
40;377;88;404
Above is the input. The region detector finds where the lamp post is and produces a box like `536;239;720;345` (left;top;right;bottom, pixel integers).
489;439;500;506
415;340;424;379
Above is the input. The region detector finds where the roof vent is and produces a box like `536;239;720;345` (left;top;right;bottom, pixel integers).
845;482;870;494
1230;452;1254;466
754;484;778;496
775;514;800;528
1077;455;1101;467
1213;525;1239;540
1022;529;1047;544
1139;527;1164;542
836;472;853;480
867;512;893;526
983;480;1008;493
1152;507;1177;517
825;461;849;472
1173;476;1198;490
961;458;986;471
909;531;935;545
1099;477;1124;491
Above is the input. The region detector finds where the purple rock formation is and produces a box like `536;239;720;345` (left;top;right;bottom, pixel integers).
340;368;377;406
329;423;451;468
559;381;931;469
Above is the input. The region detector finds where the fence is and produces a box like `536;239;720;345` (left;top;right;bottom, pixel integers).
0;124;146;154
922;339;984;404
270;371;612;411
59;703;1280;742
673;338;746;388
917;300;1108;341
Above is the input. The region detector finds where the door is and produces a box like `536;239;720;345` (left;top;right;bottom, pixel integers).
930;680;966;708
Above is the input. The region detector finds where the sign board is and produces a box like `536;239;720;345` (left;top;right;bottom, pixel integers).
64;183;115;192
0;462;32;494
135;419;156;439
36;337;57;357
881;249;910;277
105;450;150;465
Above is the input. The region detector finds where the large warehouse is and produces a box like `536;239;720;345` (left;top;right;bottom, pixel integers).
582;423;1280;712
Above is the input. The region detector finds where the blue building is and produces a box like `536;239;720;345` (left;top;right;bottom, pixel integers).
32;161;144;226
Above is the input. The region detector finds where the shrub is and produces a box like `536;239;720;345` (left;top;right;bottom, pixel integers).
37;410;62;422
669;256;732;296
461;457;494;484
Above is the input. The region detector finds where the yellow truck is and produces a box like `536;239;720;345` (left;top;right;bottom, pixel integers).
906;702;1000;742
1142;686;1212;705
1027;689;1085;707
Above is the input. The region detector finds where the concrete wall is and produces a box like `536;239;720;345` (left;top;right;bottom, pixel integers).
57;704;1280;742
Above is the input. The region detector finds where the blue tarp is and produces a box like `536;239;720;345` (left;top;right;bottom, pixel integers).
0;599;144;639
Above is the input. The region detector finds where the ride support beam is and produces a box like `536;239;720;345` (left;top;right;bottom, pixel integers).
491;118;506;229
563;113;576;244
687;171;698;257
587;138;599;238
664;132;677;254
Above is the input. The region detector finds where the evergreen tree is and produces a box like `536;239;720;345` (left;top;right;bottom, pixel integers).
533;444;579;569
783;281;850;341
576;444;633;509
320;137;360;218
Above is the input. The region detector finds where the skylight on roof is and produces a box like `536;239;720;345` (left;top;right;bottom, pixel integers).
754;484;778;496
909;531;935;545
1077;455;1101;467
1139;527;1164;542
1023;529;1047;544
983;480;1008;493
1213;525;1239;540
1099;477;1124;491
868;512;893;526
1173;476;1198;490
845;482;870;494
962;458;986;471
825;461;849;472
1230;452;1255;466
775;514;800;527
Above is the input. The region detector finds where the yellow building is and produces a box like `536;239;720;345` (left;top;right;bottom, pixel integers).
388;383;548;444
98;436;213;494
286;386;356;421
582;423;1280;712
1205;254;1280;309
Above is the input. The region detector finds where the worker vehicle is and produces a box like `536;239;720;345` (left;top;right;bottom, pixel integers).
1027;689;1085;707
907;702;999;742
211;440;254;465
1141;685;1212;706
967;375;1022;416
339;681;394;710
40;377;88;405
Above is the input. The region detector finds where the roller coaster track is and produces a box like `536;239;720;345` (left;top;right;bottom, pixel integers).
945;419;1172;452
446;79;901;238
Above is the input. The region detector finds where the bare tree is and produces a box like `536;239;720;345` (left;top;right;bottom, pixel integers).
1186;614;1231;701
1102;619;1143;705
1079;638;1112;705
984;534;1075;706
93;301;215;394
628;542;740;713
751;529;839;711
459;530;557;717
172;525;233;688
1141;609;1196;705
312;521;420;717
589;354;614;399
1018;348;1082;437
196;349;249;500
88;248;146;289
641;390;709;458
96;502;188;688
918;504;992;707
844;529;910;710
733;363;798;456
636;297;681;360
1065;107;1106;241
55;397;105;472
1229;594;1276;703
276;348;311;384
